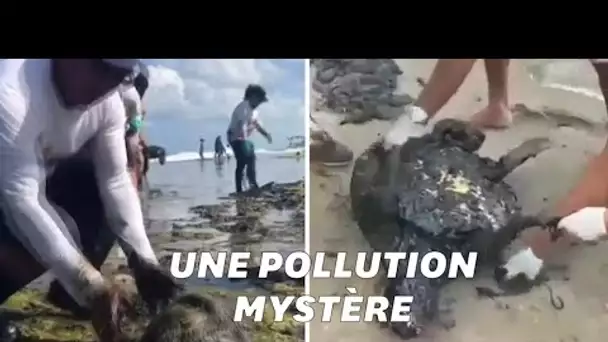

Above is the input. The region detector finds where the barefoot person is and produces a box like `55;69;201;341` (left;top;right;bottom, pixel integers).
381;59;608;285
227;84;272;193
0;59;180;341
421;59;512;128
381;59;512;150
311;59;511;166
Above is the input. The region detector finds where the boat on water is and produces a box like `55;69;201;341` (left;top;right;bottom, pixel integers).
287;136;305;149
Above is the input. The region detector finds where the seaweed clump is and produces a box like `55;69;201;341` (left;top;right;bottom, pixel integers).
0;284;305;342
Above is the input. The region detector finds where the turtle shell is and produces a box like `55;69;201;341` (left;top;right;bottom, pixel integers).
350;130;521;255
395;143;520;250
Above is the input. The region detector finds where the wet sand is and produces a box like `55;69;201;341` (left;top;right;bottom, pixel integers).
310;59;608;341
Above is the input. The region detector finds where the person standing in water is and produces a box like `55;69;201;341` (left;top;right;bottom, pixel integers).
198;138;205;160
214;135;227;163
227;84;272;193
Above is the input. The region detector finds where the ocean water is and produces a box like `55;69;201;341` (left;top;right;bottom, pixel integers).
145;148;305;225
155;147;305;163
523;59;602;100
143;148;306;290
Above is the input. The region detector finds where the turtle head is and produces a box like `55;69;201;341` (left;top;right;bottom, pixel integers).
384;272;438;340
432;118;485;152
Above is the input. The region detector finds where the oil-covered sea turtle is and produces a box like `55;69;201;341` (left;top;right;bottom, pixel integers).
350;118;552;339
140;292;252;342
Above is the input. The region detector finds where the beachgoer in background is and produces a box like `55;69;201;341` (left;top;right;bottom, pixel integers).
214;135;227;162
199;138;205;160
120;65;149;190
144;145;167;170
309;114;354;166
379;58;608;286
227;84;272;193
133;63;151;179
0;59;179;340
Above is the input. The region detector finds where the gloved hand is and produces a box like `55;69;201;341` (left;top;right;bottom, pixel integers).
556;207;607;241
496;207;608;284
381;105;430;150
495;247;544;284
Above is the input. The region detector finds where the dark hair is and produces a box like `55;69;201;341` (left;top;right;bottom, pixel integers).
133;73;149;98
244;84;267;101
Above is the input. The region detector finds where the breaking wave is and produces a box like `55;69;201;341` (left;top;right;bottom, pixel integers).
152;147;305;163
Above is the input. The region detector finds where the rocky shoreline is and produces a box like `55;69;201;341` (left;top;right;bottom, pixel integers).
0;180;305;342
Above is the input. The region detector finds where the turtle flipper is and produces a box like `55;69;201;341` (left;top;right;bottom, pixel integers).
484;137;551;181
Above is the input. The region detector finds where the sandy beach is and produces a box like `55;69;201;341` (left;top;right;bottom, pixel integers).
310;59;608;341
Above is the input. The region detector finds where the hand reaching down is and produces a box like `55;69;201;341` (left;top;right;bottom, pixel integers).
556;207;607;241
90;282;132;342
495;207;608;287
381;105;430;150
129;256;184;314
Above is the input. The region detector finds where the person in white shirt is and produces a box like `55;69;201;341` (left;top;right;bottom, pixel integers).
226;84;272;193
0;59;180;340
379;59;608;290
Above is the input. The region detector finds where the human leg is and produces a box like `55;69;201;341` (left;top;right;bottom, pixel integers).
470;59;513;129
142;143;150;176
126;134;141;189
401;59;511;126
381;59;478;148
244;142;259;189
231;140;247;193
414;59;478;118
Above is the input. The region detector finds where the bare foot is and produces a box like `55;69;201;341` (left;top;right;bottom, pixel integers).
470;102;513;129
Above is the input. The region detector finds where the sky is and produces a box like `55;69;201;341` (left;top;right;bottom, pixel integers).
141;59;306;154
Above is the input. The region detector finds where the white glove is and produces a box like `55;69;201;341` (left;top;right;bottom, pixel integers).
557;207;607;241
381;105;430;150
497;207;608;283
499;247;544;282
